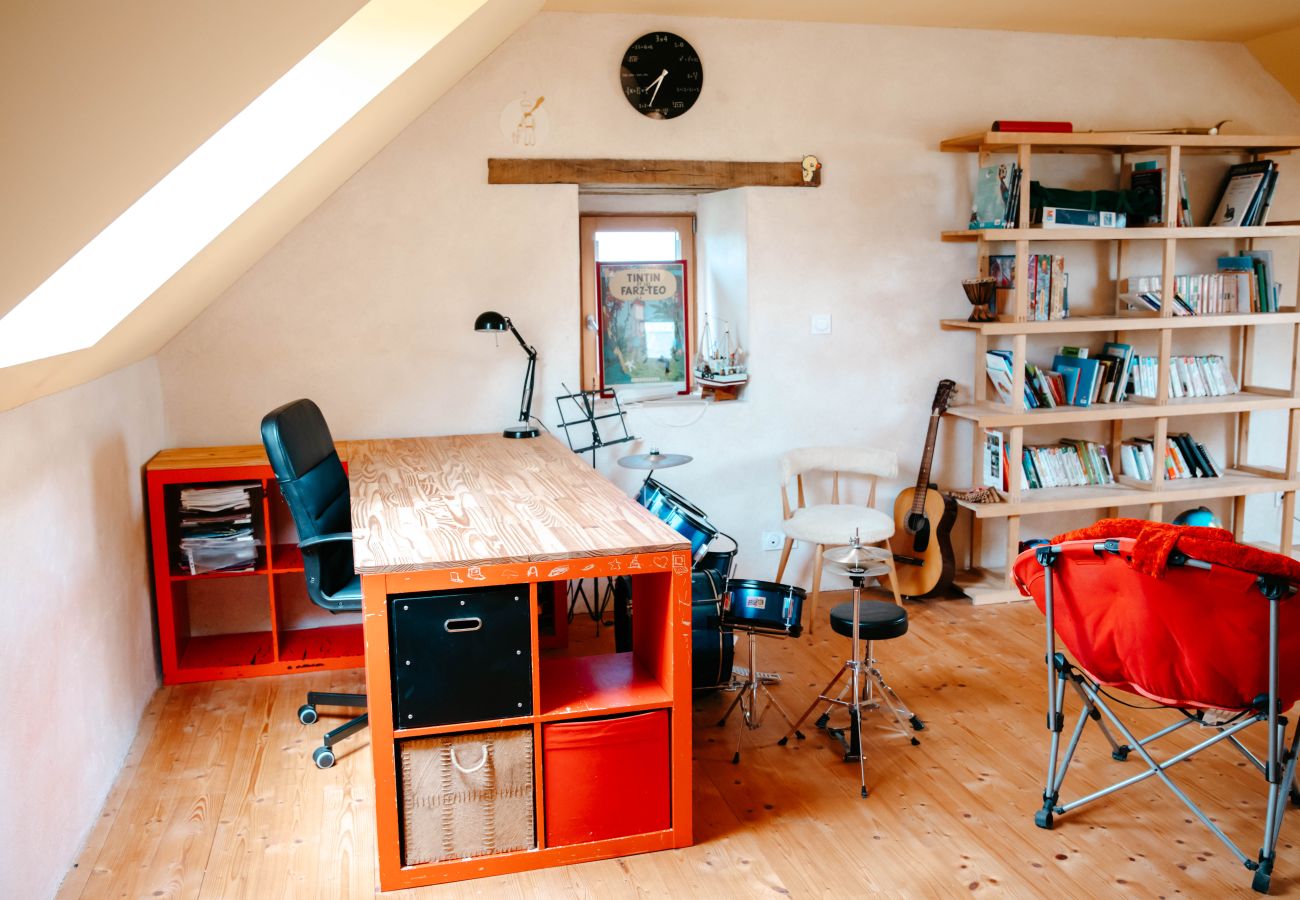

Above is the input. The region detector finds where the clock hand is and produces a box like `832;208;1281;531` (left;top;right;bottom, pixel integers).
647;69;668;106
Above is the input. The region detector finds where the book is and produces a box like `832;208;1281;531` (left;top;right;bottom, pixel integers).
1208;160;1275;227
982;430;1005;489
1035;207;1127;228
991;120;1073;133
1128;166;1165;226
970;163;1018;229
1035;253;1052;322
988;254;1015;288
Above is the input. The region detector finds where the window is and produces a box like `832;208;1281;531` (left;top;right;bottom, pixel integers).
579;215;695;394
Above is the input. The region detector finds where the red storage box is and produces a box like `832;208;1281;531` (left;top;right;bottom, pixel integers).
542;709;670;846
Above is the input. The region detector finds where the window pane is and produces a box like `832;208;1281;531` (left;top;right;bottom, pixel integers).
594;230;679;262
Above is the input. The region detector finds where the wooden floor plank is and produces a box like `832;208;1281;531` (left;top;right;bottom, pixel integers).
58;595;1300;897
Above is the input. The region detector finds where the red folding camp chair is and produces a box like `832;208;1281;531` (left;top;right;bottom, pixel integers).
1013;521;1300;893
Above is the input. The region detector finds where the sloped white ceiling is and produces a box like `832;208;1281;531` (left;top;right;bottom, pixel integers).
0;0;541;411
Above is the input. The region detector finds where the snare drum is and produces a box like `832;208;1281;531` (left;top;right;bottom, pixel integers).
723;579;806;638
637;478;717;562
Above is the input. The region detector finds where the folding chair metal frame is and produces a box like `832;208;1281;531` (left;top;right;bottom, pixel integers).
1032;540;1300;894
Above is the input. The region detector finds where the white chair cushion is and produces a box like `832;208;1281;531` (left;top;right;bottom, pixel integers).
781;504;895;546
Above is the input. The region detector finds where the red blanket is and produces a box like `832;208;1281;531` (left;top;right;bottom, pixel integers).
1053;518;1300;582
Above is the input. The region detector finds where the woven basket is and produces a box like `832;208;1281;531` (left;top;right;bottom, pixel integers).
399;727;536;865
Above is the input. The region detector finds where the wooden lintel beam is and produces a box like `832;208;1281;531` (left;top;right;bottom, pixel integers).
487;158;820;190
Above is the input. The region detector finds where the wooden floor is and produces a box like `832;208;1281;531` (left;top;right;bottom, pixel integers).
60;593;1297;898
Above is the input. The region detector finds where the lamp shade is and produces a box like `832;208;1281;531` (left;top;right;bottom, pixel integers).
474;310;508;332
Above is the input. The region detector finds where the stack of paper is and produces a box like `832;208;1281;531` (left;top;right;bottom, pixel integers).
176;484;261;574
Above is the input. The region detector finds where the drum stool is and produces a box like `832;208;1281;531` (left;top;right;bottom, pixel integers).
779;535;924;798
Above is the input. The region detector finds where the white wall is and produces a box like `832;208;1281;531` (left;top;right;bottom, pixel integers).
0;359;166;900
158;13;1300;584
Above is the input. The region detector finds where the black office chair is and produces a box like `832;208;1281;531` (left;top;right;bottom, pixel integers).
260;399;367;769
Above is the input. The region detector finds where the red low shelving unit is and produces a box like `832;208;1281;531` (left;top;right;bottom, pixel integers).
146;445;366;685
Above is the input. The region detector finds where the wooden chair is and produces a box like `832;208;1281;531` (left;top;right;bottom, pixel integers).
775;446;902;633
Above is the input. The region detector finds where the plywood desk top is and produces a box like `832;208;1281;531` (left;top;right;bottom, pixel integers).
347;433;688;574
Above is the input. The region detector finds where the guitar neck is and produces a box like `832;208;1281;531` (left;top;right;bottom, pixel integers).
910;412;942;514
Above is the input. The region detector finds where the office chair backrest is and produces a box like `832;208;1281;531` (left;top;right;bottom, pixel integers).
260;399;355;610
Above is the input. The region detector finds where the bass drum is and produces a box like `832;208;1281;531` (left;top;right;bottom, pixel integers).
612;571;734;690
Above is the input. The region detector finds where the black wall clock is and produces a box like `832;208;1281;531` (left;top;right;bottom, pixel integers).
620;32;702;120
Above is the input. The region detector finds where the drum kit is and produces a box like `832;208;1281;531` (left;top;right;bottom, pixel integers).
623;450;926;787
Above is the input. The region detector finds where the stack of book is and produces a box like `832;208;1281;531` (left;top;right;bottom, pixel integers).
988;254;1068;320
1119;434;1222;481
175;484;261;575
1126;160;1193;227
1208;160;1279;227
1121;252;1276;315
981;433;1115;491
1129;354;1238;399
969;163;1023;229
985;342;1133;408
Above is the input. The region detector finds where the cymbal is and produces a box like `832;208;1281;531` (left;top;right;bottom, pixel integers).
823;557;891;578
618;450;693;470
824;543;891;567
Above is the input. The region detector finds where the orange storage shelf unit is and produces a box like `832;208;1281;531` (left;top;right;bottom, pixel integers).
145;445;365;685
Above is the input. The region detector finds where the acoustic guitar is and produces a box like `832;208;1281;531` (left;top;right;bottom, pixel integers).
882;379;958;599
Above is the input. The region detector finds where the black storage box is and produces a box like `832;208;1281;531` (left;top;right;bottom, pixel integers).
390;586;532;728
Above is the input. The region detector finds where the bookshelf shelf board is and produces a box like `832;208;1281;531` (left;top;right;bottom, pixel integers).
941;312;1300;335
940;131;1300;154
942;225;1300;243
956;470;1299;520
949;390;1300;427
539;651;672;720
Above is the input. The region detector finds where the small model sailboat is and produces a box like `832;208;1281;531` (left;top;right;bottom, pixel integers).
695;312;748;398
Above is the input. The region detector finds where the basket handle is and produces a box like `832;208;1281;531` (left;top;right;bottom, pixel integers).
449;744;489;774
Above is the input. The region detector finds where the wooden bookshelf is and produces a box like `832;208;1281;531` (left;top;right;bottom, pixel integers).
943;131;1300;603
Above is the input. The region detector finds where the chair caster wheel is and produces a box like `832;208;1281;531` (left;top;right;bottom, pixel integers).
1112;745;1131;762
1034;809;1053;830
298;704;318;725
909;715;925;731
910;737;920;746
777;737;788;746
1252;868;1271;894
312;746;336;769
731;752;740;765
814;713;830;730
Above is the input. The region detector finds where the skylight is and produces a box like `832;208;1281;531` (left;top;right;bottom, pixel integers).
0;0;485;369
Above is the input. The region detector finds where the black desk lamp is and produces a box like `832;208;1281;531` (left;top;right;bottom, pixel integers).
474;310;540;439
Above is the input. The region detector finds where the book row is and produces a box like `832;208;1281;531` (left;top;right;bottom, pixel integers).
982;432;1114;491
1128;355;1238;399
986;341;1135;408
987;254;1067;321
1119;434;1222;482
1120;251;1279;316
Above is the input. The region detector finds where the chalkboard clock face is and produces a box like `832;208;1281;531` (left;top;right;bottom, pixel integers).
620;32;702;119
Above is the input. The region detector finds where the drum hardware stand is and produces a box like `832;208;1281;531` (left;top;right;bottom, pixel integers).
717;627;804;764
554;384;636;629
778;533;923;799
729;666;781;685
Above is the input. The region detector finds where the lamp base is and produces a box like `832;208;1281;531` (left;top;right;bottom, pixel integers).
503;424;541;439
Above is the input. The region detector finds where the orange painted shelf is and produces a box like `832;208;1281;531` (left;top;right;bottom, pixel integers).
277;624;365;662
269;543;304;572
145;446;363;685
178;630;276;671
539;652;672;720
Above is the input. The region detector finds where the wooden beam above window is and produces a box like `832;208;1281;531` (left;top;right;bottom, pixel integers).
487;158;821;192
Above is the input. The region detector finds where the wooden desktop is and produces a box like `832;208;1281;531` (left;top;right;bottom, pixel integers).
348;433;693;889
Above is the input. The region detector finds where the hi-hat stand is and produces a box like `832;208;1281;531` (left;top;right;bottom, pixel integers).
779;535;923;798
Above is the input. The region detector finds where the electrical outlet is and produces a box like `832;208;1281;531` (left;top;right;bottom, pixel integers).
762;531;784;551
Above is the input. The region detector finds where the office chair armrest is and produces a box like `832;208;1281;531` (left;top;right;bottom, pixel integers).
299;532;353;550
